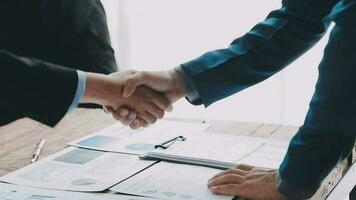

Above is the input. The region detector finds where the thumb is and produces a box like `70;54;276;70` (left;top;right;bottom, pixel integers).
123;72;149;98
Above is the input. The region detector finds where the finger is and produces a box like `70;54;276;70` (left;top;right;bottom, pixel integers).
103;106;109;114
235;164;254;171
128;111;137;119
251;167;275;173
140;119;149;127
151;94;173;112
139;112;157;124
123;110;137;125
112;109;136;126
117;107;130;118
124;72;151;98
129;118;149;129
210;184;243;196
146;103;165;119
129;119;141;129
208;174;244;187
210;169;248;180
112;111;128;125
103;106;114;114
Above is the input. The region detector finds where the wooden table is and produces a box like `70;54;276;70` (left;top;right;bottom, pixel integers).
0;109;355;200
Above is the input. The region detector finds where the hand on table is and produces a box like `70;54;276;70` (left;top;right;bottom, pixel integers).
208;164;287;200
112;69;187;129
81;71;172;126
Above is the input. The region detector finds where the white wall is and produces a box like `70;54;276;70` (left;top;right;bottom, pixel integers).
102;0;332;126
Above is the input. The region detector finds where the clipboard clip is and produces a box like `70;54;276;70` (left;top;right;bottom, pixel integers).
155;136;187;149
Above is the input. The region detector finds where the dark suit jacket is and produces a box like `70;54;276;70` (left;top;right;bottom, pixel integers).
181;0;356;198
0;0;117;127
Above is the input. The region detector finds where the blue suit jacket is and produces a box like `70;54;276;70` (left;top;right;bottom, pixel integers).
180;0;356;198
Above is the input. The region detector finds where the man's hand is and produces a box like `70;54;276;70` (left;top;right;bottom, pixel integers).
208;164;287;200
81;71;172;125
123;69;187;103
112;69;187;128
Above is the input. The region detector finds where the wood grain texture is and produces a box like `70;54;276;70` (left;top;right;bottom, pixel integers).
0;109;353;200
0;109;116;176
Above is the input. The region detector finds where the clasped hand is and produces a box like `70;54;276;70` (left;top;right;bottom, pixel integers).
97;69;186;129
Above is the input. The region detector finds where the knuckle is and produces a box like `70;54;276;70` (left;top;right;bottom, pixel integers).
225;184;236;190
112;113;122;121
121;118;131;125
151;117;157;124
141;72;149;78
224;174;234;179
129;124;138;129
163;101;171;110
158;110;165;119
211;187;221;194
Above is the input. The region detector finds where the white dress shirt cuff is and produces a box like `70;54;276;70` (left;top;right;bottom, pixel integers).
68;70;86;112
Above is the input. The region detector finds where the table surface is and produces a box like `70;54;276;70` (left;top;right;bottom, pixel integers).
0;108;354;200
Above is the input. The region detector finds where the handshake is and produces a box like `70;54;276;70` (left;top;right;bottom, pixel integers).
81;69;187;129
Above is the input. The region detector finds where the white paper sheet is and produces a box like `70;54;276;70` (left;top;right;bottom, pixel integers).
0;182;150;200
0;147;155;192
146;132;289;169
68;121;209;155
110;162;233;200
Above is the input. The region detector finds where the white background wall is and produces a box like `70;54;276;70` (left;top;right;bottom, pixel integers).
101;0;332;126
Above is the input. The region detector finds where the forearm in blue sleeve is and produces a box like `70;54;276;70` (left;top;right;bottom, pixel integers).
180;0;340;107
278;1;356;198
175;67;200;103
278;128;355;199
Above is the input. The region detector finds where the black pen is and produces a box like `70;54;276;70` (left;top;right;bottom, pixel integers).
155;136;187;149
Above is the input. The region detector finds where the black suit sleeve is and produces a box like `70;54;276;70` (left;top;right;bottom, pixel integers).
41;0;118;74
0;50;78;127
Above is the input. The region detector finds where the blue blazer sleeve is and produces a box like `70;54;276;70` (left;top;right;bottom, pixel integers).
279;1;356;198
180;0;340;107
179;0;352;199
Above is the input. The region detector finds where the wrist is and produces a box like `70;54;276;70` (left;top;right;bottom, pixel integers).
169;68;187;100
81;72;113;105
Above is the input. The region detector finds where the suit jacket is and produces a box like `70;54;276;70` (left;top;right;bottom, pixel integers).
181;0;356;198
0;0;117;127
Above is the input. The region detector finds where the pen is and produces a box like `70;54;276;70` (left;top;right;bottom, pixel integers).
31;139;46;163
155;136;187;149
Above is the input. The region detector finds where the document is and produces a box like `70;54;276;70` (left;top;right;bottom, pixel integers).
141;132;289;169
110;162;233;200
69;121;209;155
0;182;150;200
0;147;155;192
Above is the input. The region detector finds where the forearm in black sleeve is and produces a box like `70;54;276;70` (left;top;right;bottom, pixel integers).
0;50;78;127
